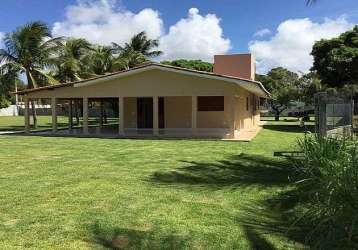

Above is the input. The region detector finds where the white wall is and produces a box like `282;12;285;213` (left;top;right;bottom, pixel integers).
0;105;19;116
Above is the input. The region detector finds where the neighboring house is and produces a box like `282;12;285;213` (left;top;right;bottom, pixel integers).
16;54;269;139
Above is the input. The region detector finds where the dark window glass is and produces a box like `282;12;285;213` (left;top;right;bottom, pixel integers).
246;97;249;111
198;96;224;111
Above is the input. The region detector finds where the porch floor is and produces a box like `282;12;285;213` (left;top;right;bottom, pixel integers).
27;124;262;141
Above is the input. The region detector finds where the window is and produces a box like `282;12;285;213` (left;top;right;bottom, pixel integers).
198;96;224;111
246;97;249;111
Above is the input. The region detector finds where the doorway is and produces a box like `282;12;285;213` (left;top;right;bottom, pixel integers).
137;98;153;129
159;97;165;129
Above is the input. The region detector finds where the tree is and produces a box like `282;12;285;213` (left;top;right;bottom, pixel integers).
0;21;62;127
0;65;18;108
53;38;92;82
311;26;358;89
161;59;213;72
115;31;162;58
257;67;299;121
87;45;115;75
296;72;323;105
112;49;147;71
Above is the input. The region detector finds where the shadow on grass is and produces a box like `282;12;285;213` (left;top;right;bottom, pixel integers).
263;124;314;133
150;153;293;189
242;225;276;250
149;153;311;248
0;122;69;132
88;223;190;249
237;190;311;249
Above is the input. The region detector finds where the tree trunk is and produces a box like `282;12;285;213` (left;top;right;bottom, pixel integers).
26;70;37;128
271;106;280;121
31;100;37;128
275;112;280;121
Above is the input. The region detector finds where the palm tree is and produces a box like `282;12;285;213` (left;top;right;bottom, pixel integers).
0;21;62;127
87;46;115;75
306;0;317;5
114;31;162;58
53;38;92;82
113;49;147;71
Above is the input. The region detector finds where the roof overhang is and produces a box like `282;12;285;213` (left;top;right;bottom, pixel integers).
15;63;270;97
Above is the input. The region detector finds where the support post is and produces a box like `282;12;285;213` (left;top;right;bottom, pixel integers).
229;96;237;138
51;97;57;133
118;97;124;135
100;99;104;128
69;99;73;130
83;97;89;135
153;96;159;136
192;96;197;136
24;97;30;133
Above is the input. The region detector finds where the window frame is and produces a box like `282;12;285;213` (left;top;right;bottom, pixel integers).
197;96;225;112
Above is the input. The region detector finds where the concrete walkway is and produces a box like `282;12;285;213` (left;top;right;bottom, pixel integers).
0;131;23;135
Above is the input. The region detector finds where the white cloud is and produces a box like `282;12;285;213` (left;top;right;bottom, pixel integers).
254;28;271;38
159;8;231;62
52;0;164;45
53;1;231;62
249;17;354;74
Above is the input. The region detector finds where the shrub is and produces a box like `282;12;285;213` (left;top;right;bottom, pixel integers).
0;94;10;109
294;134;358;249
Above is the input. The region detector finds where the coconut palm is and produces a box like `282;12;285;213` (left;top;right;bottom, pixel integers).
114;31;162;58
0;21;62;127
113;49;147;71
87;46;116;75
53;38;92;82
306;0;317;5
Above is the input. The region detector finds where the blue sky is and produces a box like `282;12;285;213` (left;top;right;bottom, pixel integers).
0;0;357;73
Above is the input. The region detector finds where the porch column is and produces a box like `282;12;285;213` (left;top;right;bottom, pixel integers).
191;96;197;136
229;96;237;138
24;97;30;133
153;96;159;136
51;97;57;133
118;97;124;135
100;99;104;128
83;97;89;135
69;99;73;130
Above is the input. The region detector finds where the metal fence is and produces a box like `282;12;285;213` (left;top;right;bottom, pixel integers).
314;92;354;137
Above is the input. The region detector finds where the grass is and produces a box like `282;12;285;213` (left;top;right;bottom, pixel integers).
0;116;69;132
0;116;119;132
0;117;313;249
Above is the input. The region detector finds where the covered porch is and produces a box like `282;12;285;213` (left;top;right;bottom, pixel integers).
24;96;239;139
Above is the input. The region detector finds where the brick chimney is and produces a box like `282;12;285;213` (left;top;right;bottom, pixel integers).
213;54;256;81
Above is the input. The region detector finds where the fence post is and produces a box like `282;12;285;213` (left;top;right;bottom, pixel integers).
315;92;327;137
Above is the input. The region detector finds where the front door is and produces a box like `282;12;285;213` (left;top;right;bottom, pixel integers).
137;98;153;129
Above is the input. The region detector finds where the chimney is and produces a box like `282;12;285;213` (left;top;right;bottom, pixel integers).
213;54;256;81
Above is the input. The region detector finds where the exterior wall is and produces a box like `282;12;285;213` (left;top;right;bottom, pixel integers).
197;96;231;128
235;89;260;130
164;96;191;128
124;97;137;128
214;54;255;81
0;105;19;116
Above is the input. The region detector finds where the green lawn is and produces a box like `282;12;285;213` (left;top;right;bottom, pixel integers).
0;116;69;132
0;117;312;249
0;116;119;132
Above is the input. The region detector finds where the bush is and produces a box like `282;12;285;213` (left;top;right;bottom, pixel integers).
0;94;10;109
294;134;358;249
